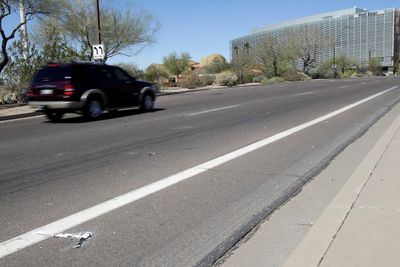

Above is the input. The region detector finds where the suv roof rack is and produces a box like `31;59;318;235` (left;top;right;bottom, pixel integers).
70;60;107;65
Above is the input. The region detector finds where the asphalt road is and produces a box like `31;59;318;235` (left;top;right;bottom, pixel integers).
1;77;400;266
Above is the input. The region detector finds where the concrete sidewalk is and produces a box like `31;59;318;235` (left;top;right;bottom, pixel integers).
221;105;400;266
285;104;400;266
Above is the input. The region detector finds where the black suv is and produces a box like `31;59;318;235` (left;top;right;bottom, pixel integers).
28;62;156;121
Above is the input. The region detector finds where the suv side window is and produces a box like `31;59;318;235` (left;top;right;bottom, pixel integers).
97;67;115;82
113;68;132;82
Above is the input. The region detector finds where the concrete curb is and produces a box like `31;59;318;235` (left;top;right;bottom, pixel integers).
0;111;42;122
284;106;400;267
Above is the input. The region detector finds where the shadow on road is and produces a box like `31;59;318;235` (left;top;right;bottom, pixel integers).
43;108;165;123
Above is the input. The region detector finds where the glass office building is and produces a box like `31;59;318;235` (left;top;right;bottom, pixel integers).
231;7;400;72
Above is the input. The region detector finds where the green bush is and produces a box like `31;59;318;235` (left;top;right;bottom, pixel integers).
261;77;285;84
215;71;238;86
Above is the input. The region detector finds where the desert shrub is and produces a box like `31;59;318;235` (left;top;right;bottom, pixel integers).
351;72;365;78
144;64;171;89
298;72;312;81
283;69;311;81
203;61;231;74
342;70;356;79
261;77;285;84
252;74;266;83
215;71;238;86
317;68;335;79
240;72;254;84
180;72;201;89
0;90;25;104
199;74;215;86
308;70;320;79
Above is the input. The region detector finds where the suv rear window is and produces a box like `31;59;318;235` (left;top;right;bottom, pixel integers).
33;65;71;82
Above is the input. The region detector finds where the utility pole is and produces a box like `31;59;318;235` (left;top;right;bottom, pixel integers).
95;0;101;45
19;0;29;60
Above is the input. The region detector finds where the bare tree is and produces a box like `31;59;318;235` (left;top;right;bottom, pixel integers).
0;0;55;74
35;0;160;61
299;43;319;74
297;31;321;74
256;36;285;77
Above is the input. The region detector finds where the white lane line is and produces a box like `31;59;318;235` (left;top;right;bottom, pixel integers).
339;85;348;89
293;92;313;96
187;105;240;116
0;86;397;258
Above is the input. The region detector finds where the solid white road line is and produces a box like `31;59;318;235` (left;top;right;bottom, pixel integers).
0;86;397;258
187;105;240;116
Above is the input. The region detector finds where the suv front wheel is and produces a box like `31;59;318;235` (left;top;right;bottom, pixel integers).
140;94;154;112
84;98;103;120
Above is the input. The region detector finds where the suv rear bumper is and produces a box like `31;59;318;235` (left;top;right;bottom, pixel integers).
29;101;84;110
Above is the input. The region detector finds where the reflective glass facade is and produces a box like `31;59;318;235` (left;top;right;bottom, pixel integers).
231;7;400;70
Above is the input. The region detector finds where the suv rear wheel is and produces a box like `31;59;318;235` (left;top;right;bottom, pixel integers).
45;110;64;122
84;98;103;120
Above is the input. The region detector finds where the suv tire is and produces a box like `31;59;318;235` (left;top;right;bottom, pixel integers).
84;98;103;120
45;110;64;122
140;94;154;112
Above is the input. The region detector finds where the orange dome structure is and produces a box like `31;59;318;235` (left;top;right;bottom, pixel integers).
199;54;226;67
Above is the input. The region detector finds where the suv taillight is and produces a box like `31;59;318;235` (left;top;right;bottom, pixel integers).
63;82;74;97
27;86;34;97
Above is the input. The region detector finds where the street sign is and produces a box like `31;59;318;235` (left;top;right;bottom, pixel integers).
92;44;105;60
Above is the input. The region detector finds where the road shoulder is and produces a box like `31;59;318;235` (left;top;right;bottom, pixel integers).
219;99;400;267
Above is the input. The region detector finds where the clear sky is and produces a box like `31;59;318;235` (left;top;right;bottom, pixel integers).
3;0;399;70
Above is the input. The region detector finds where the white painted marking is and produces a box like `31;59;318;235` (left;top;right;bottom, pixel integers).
0;115;43;124
294;92;313;96
0;86;397;258
339;85;348;89
187;105;240;116
55;232;91;240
